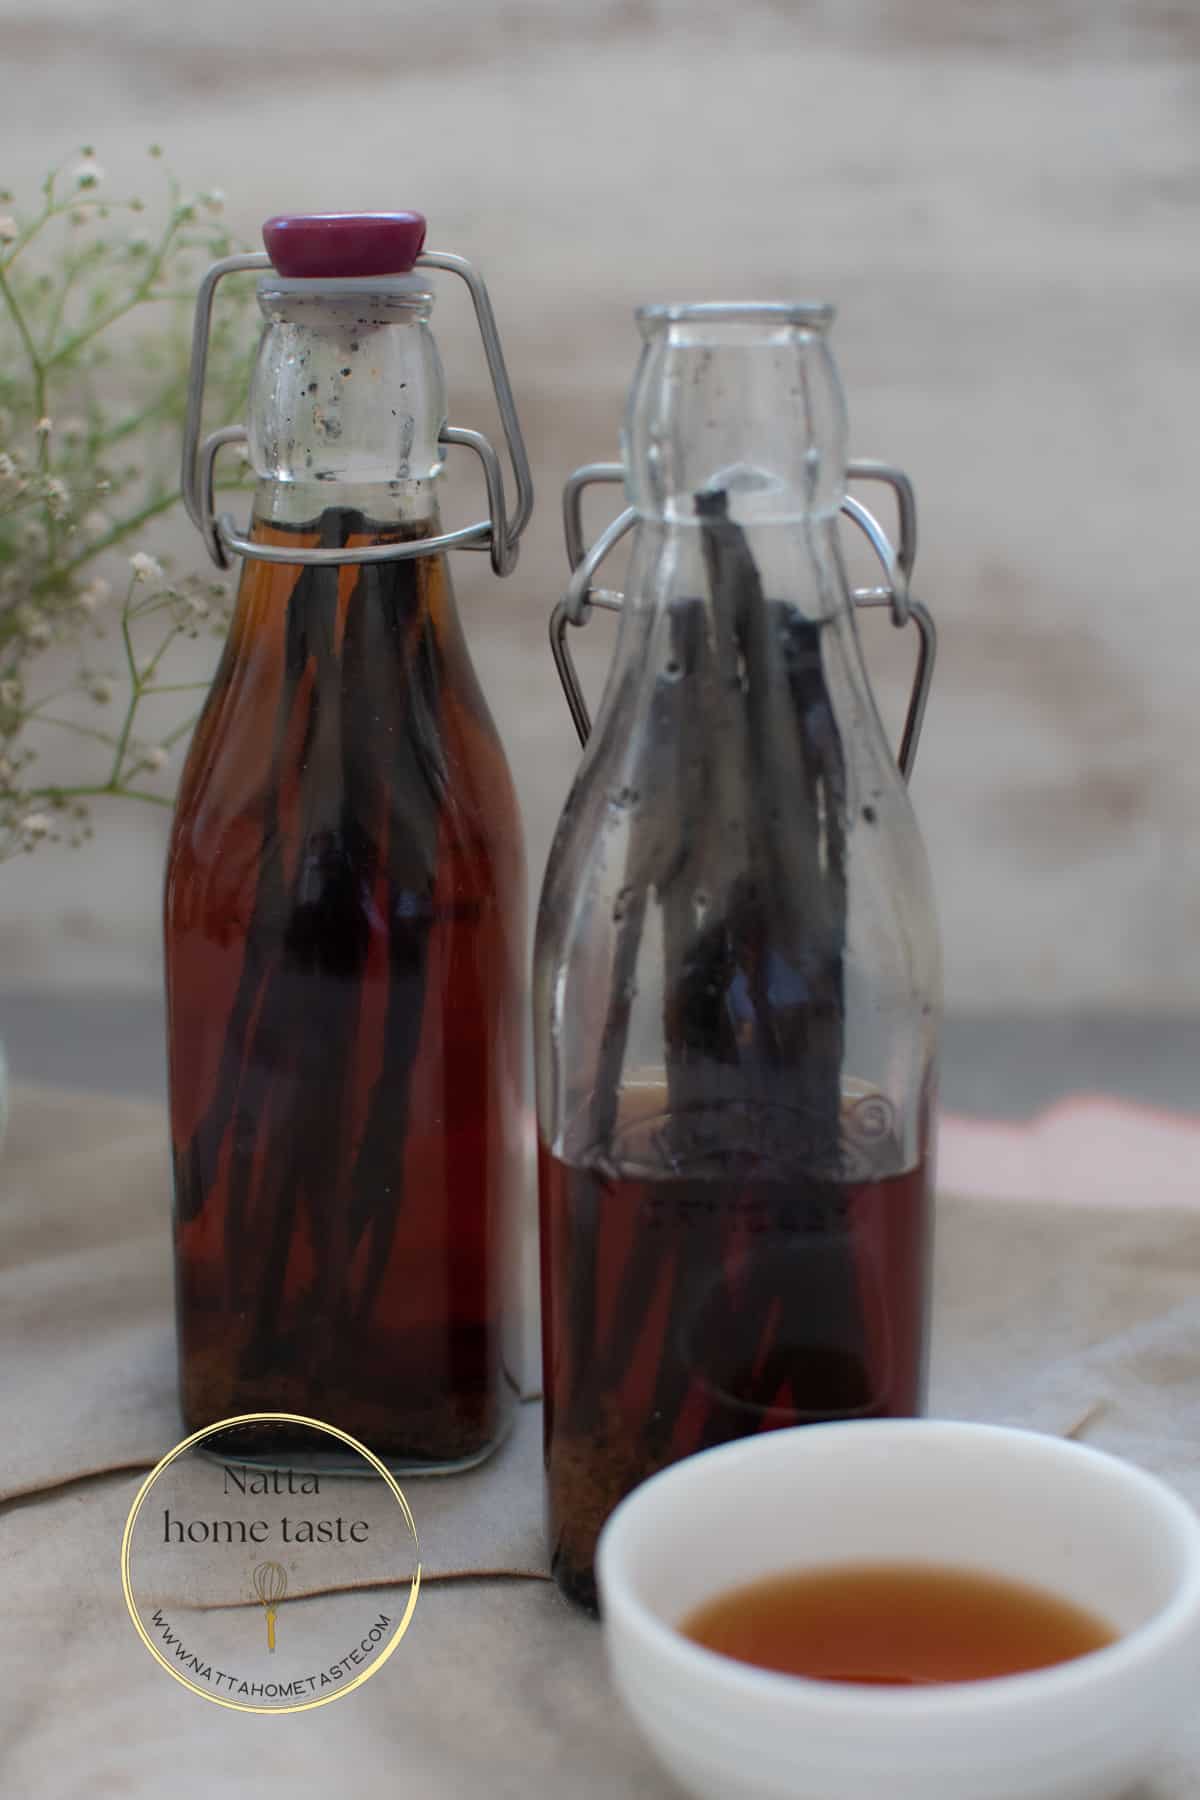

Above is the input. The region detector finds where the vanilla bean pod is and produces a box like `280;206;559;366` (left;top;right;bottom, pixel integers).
339;549;446;1343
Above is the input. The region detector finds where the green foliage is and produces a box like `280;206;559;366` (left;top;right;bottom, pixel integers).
0;147;256;857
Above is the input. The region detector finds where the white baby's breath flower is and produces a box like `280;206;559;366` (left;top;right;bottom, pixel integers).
202;189;225;214
14;603;42;639
34;416;52;436
144;745;169;772
185;592;210;619
0;216;17;244
19;812;52;839
73;158;104;189
14;603;49;646
78;577;111;614
45;476;71;518
129;551;163;584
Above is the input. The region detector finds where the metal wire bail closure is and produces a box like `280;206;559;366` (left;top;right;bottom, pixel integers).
181;250;533;575
550;460;937;780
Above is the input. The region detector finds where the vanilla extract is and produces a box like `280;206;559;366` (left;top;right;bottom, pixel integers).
167;517;524;1470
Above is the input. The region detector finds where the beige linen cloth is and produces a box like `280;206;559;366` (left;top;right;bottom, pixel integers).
2;1081;1200;1799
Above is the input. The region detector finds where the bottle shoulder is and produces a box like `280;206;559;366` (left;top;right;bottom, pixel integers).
535;657;937;999
167;545;523;896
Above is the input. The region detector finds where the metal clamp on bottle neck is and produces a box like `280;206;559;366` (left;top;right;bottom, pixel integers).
551;460;936;780
181;245;533;577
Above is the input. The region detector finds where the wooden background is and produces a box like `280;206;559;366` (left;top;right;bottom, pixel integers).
0;0;1195;1015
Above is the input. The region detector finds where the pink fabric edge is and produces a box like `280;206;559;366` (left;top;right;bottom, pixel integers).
939;1094;1200;1209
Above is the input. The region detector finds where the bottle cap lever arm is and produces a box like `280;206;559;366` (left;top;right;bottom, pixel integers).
181;248;533;576
550;460;936;780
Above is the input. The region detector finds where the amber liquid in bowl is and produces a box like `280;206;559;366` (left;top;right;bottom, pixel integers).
681;1563;1117;1686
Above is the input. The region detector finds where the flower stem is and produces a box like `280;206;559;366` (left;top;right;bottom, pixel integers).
44;211;182;371
23;780;171;808
108;584;142;784
160;709;200;750
0;264;48;426
34;714;120;748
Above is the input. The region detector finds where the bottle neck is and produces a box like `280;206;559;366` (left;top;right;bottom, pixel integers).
251;480;443;535
247;272;447;533
614;304;855;635
622;303;846;528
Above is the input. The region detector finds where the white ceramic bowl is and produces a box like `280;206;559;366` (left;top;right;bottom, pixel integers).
596;1420;1200;1800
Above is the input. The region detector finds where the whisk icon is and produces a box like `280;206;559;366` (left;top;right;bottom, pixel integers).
252;1561;288;1653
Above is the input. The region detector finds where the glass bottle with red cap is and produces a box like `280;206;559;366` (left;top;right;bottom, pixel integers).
168;212;533;1470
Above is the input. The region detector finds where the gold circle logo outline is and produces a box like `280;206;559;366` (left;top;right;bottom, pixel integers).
120;1411;421;1714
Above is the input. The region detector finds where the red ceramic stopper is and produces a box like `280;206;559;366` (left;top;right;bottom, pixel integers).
262;212;427;280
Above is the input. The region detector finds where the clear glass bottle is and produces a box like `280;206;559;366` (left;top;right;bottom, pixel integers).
535;302;941;1607
167;214;528;1470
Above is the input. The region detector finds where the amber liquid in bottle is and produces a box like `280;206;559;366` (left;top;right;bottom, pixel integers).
540;1109;931;1611
165;511;525;1467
